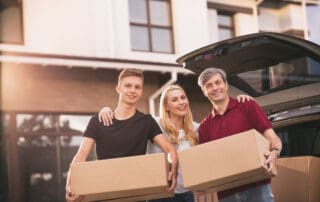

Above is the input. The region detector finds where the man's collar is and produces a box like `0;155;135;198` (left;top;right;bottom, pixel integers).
227;97;238;111
211;97;237;118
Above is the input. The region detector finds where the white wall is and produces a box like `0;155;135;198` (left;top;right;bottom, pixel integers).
172;0;209;56
234;13;258;36
23;0;98;56
111;0;131;59
307;4;320;44
208;0;255;8
281;5;304;31
3;0;307;64
95;0;115;57
207;8;219;43
258;8;280;32
258;5;304;32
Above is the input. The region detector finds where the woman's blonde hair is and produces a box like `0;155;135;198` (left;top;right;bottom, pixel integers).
159;85;198;146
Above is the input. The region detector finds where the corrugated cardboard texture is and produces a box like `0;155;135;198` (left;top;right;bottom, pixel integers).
70;153;169;202
196;192;219;202
206;169;275;193
103;191;174;202
179;129;274;191
271;156;320;202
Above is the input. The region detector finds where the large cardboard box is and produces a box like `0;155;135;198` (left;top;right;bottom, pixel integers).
70;153;173;202
271;156;320;202
178;129;276;192
104;191;174;202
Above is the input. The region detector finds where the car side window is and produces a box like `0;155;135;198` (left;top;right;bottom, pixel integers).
275;120;320;157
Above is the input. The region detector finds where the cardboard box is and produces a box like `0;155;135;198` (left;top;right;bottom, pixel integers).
104;191;174;202
178;129;276;192
205;171;272;193
271;156;320;202
70;153;173;202
196;192;219;202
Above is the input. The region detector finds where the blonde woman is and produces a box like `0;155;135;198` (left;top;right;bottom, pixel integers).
147;85;198;201
98;84;252;202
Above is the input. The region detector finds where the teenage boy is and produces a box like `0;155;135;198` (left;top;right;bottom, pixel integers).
65;69;178;202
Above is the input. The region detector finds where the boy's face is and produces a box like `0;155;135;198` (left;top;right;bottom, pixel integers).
116;76;143;105
202;73;228;103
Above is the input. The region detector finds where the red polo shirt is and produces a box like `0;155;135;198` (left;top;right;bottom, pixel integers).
199;97;272;199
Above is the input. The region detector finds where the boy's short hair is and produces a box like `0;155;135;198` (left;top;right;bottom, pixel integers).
118;68;144;84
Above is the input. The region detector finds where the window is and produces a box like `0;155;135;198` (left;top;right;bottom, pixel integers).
217;11;235;41
207;2;251;42
5;113;94;202
0;114;9;202
0;0;23;44
234;56;320;96
128;0;174;53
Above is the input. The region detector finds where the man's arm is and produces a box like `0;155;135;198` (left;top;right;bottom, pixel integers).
65;137;95;202
153;134;178;192
263;128;282;172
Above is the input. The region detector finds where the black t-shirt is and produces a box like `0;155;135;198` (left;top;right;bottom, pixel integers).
83;110;162;160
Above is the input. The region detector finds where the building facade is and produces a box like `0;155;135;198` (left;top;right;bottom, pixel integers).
0;0;319;201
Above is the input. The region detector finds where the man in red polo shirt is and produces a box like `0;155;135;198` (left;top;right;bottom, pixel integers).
198;67;282;202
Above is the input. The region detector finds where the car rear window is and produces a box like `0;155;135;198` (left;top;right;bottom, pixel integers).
230;56;320;96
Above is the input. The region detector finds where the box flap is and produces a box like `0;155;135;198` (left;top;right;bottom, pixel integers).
271;156;310;202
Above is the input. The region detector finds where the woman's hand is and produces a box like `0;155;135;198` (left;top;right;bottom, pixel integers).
237;94;254;103
98;107;114;126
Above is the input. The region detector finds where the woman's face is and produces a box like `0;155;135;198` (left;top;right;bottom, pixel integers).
165;89;189;118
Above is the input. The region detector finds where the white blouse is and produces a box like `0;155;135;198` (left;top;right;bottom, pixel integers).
147;117;199;194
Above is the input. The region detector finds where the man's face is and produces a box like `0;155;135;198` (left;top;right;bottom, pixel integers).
116;76;143;105
202;73;228;103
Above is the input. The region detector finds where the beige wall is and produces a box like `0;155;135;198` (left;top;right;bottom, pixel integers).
7;61;303;123
0;63;214;122
4;62;317;122
0;63;161;113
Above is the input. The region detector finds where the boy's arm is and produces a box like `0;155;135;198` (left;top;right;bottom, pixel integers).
65;137;95;202
153;134;178;192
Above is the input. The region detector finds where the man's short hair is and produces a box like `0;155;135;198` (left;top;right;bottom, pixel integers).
118;68;144;84
197;67;227;88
